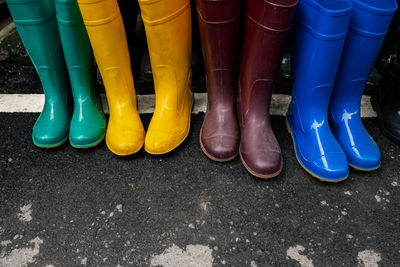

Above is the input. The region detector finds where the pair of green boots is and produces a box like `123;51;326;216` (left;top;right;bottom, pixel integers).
7;0;106;148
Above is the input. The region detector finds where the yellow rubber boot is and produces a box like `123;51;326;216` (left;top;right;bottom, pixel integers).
138;0;194;155
77;0;145;156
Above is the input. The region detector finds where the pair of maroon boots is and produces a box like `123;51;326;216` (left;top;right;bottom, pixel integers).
198;0;297;178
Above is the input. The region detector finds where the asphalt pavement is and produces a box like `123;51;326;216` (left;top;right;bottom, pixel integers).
1;112;400;266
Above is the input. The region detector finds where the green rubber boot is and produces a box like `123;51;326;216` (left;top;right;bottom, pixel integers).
6;0;72;148
55;0;106;148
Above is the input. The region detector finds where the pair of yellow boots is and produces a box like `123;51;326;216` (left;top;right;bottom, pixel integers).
78;0;193;156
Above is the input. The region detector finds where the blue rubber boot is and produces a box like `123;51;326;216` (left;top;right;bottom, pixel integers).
329;0;398;171
6;0;72;148
286;0;352;182
55;0;106;148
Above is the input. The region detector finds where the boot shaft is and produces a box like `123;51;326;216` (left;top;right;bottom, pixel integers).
378;0;400;68
349;0;397;35
291;0;352;122
55;0;96;102
6;0;70;102
78;0;137;112
197;0;240;111
56;0;84;22
239;0;297;121
7;0;55;21
139;0;190;25
197;0;240;22
330;0;398;115
246;0;297;32
138;0;192;114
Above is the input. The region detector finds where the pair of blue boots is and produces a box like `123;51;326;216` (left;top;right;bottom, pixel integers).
287;0;398;182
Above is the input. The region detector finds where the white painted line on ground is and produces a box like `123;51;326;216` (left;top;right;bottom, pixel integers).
0;22;16;43
0;94;44;113
0;93;377;117
269;94;377;118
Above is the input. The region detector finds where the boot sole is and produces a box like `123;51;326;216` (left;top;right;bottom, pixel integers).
70;134;106;149
239;147;283;179
349;163;381;172
107;144;144;158
285;119;349;183
33;136;68;149
106;136;144;157
199;127;238;163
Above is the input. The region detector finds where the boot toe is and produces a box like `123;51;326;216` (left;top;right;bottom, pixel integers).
32;122;69;148
106;134;144;156
200;135;239;161
69;121;106;148
240;149;283;179
69;101;107;148
105;115;145;156
309;153;349;182
145;130;185;155
32;131;68;148
70;131;105;148
105;123;145;156
346;145;381;171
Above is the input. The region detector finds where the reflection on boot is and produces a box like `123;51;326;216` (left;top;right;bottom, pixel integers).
56;0;106;148
329;0;397;171
198;0;240;162
287;0;351;182
7;0;71;148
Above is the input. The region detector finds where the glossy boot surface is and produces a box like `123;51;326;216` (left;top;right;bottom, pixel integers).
376;2;400;72
78;0;145;156
55;0;106;149
138;0;194;155
287;0;352;182
329;0;397;171
198;0;240;162
238;0;297;178
7;0;71;148
378;63;400;142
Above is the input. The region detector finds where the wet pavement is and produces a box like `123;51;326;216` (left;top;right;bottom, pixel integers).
1;24;400;267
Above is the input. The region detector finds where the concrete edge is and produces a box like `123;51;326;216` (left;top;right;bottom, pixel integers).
0;21;15;44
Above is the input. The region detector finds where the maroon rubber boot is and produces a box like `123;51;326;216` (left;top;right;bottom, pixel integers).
238;0;297;178
198;0;241;162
